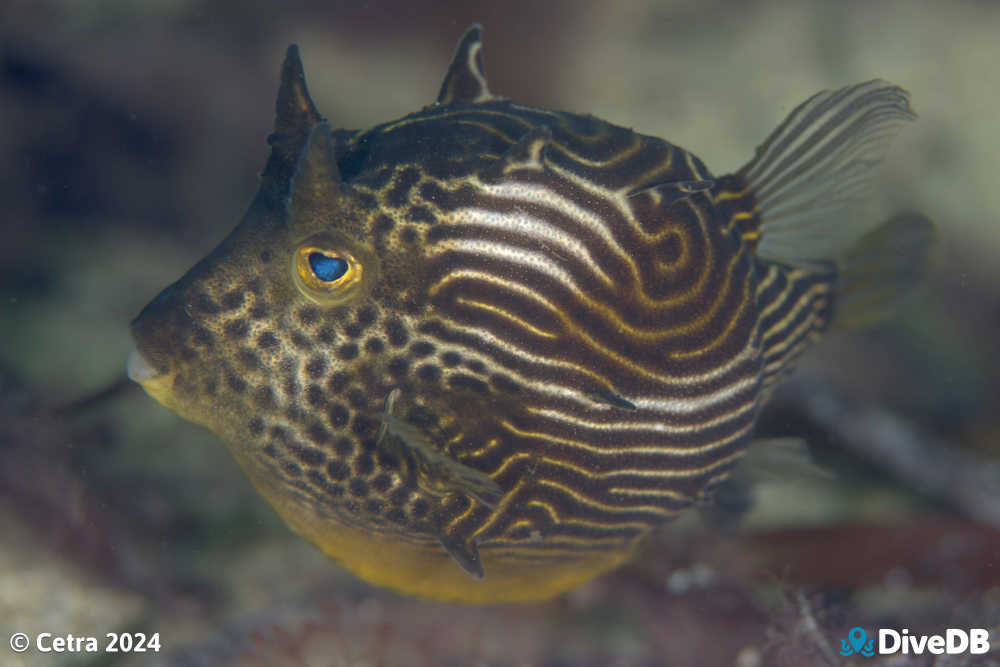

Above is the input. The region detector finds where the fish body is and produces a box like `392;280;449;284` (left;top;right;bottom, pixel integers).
128;26;933;602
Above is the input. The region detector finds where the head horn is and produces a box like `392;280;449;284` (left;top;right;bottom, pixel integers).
256;45;333;213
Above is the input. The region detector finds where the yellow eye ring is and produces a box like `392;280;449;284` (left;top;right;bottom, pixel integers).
291;232;379;306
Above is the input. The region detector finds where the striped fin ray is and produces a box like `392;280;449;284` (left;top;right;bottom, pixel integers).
737;80;916;263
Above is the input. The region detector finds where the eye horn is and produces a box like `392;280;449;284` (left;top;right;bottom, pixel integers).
292;231;380;306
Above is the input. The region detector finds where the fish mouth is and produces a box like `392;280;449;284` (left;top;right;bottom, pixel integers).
126;344;160;383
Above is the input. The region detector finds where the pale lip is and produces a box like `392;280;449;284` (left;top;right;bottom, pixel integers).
126;345;159;382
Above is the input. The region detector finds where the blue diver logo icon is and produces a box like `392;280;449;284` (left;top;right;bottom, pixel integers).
840;627;876;657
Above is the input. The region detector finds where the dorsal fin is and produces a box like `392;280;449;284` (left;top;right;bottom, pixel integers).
257;45;328;212
436;23;495;105
288;122;343;218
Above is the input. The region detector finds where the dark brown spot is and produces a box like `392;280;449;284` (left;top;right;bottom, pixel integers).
465;359;486;374
419;182;448;205
400;226;419;244
410;341;435;357
257;331;279;350
282;461;303;478
388;356;410;377
375;214;395;234
259;250;272;263
306;385;326;407
253;386;275;407
327;403;350;428
246;278;263;296
353;454;375;477
290;331;313;350
344;323;362;339
226;373;248;393
263;444;279;459
336;343;358;360
307;424;332;444
441;351;461;367
358;192;378;210
365;337;384;354
317;327;337;344
372;473;393;492
221;290;245;311
386;508;407;524
406;205;435;224
417;363;441;383
376;452;399;469
327;372;350;393
410;498;429;519
365;499;383;514
237;348;260;369
283;376;300;397
389;487;410;506
351;414;376;436
249;303;269;319
305;355;328;379
348;478;369;498
357;307;377;326
297;306;320;326
347;388;367;410
334;437;354;457
386;318;409;347
248;417;265;436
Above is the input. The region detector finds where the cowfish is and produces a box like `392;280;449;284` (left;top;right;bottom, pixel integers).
127;25;933;602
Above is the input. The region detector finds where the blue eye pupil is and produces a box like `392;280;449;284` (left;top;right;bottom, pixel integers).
308;253;348;282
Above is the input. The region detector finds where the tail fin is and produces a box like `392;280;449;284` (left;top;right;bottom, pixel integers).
725;80;918;264
833;213;935;329
716;80;934;327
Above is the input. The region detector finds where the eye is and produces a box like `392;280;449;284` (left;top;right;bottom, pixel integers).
308;252;349;282
292;231;379;306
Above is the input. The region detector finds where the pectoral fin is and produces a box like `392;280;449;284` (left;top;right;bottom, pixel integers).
378;389;503;509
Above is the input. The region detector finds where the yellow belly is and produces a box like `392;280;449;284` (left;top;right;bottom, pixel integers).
262;481;633;603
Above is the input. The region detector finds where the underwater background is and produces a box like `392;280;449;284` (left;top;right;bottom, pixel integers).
2;0;999;665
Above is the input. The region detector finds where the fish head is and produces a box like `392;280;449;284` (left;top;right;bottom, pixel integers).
127;49;425;499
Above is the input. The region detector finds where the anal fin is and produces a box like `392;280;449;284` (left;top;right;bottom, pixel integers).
438;534;484;579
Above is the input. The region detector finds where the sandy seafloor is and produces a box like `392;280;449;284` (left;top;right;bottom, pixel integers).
2;1;999;665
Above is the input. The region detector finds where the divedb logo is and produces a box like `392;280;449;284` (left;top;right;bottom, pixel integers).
839;626;991;657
